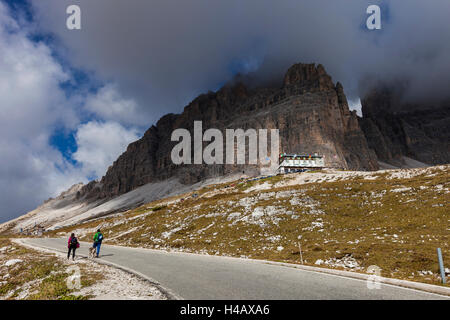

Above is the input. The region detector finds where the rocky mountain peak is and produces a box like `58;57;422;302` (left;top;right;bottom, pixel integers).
283;63;334;91
77;62;379;202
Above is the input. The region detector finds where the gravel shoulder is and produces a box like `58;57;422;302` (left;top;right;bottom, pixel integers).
0;238;166;300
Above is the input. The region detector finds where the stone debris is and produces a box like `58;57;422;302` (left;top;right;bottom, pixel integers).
4;259;23;267
315;255;361;270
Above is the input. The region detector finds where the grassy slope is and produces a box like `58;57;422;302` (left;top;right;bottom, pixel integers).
0;237;102;300
46;166;449;286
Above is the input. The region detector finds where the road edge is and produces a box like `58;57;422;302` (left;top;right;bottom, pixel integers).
94;240;450;297
261;260;450;297
19;238;450;298
13;238;182;300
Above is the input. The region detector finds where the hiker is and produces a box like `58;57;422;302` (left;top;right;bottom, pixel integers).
67;233;79;260
92;229;104;258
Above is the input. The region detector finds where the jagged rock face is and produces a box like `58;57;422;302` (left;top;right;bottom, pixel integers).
81;63;378;200
359;86;450;166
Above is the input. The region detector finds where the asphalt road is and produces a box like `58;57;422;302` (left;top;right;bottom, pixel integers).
23;238;448;300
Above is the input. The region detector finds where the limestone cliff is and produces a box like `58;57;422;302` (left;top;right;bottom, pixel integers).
359;86;450;166
80;63;379;201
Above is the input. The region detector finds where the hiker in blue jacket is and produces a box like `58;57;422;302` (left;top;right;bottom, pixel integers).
92;229;104;258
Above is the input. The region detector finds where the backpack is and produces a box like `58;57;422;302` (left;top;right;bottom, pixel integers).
70;237;78;246
98;233;103;241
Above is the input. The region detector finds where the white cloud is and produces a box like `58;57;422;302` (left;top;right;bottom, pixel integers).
0;2;82;221
0;10;75;139
84;83;147;126
73;121;140;178
348;98;362;117
32;0;450;107
0;2;142;222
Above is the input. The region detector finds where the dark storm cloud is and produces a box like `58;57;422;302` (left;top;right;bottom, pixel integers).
31;0;450;121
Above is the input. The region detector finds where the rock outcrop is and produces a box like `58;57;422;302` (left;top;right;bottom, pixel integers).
80;63;379;201
359;86;450;166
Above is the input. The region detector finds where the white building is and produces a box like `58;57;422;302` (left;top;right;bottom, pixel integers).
278;153;325;174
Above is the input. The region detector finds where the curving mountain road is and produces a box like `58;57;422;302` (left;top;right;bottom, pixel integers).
22;238;448;300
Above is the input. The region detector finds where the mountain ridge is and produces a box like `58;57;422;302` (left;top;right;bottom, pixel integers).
359;85;450;166
5;62;449;233
76;63;378;202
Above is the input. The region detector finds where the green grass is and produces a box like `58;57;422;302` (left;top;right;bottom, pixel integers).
0;238;103;300
45;165;450;286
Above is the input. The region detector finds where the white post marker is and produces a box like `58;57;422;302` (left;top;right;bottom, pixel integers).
366;265;382;289
437;248;446;284
298;242;304;265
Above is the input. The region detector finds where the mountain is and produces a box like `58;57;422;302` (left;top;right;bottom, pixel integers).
359;86;450;167
2;63;381;232
77;63;378;202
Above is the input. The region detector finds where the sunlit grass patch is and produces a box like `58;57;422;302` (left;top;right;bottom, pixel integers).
0;238;106;300
36;165;449;286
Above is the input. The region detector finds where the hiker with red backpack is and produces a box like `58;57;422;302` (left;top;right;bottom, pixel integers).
67;233;80;260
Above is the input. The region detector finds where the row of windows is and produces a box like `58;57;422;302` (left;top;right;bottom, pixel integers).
280;157;321;161
282;160;324;165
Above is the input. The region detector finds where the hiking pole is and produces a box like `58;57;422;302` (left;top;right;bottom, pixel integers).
437;248;446;284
